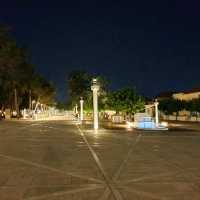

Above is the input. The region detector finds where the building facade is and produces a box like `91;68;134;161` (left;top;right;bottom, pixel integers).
173;90;200;101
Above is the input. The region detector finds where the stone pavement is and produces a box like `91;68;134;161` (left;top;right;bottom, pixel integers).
0;119;200;199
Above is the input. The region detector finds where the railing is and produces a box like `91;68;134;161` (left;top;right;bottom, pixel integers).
32;110;76;120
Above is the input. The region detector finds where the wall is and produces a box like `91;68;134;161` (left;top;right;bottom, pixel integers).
173;92;200;101
162;114;200;122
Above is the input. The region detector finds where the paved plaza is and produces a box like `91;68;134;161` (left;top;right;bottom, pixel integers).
0;119;200;200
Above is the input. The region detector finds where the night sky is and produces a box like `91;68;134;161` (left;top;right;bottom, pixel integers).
1;0;200;101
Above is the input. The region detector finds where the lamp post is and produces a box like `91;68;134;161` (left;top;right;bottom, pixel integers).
80;97;84;121
154;99;159;126
91;78;100;130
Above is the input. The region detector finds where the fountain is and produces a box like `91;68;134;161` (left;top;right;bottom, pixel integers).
129;100;168;130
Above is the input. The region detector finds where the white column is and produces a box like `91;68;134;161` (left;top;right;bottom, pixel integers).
33;101;39;120
80;98;84;121
154;100;159;126
75;104;78;115
23;109;26;119
91;79;100;130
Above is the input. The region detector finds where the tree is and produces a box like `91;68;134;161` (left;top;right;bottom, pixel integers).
30;74;55;105
67;70;109;111
0;25;31;115
106;87;145;115
185;98;200;119
0;25;56;115
67;70;91;104
159;98;185;120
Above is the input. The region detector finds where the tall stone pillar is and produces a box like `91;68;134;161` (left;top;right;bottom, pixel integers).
80;97;84;121
91;79;100;130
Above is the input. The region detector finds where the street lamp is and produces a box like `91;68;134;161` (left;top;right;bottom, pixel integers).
80;97;84;121
91;78;100;130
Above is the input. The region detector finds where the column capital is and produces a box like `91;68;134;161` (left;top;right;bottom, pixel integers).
91;85;100;91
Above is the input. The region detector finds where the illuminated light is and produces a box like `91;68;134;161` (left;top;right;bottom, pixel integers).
170;123;182;127
161;121;168;127
126;121;134;128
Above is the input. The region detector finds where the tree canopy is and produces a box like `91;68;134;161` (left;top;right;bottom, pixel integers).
106;87;145;114
159;97;200;118
0;25;55;112
67;70;109;111
159;98;184;115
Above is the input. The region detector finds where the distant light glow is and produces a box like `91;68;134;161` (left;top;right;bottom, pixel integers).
126;121;134;128
161;121;168;127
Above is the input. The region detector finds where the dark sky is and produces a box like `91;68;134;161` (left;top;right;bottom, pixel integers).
1;0;200;101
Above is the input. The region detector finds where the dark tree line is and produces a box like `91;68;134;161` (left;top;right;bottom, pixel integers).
159;98;200;119
67;70;145;115
0;25;55;116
